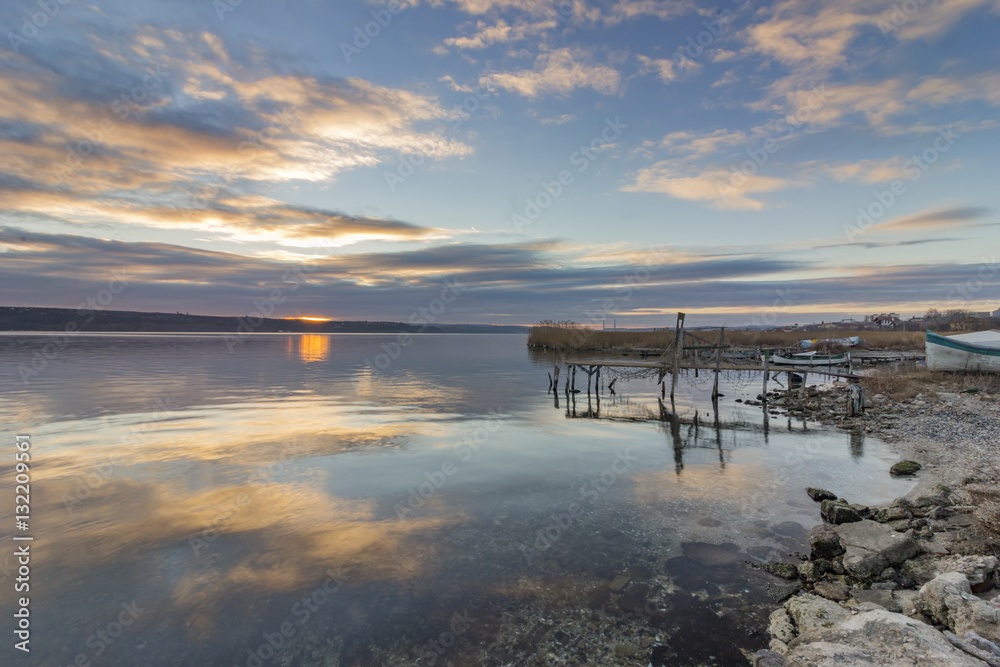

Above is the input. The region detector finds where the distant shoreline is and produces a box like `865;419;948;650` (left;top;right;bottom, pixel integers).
0;306;529;335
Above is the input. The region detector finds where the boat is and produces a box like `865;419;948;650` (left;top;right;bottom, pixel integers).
768;351;850;366
925;330;1000;372
800;336;861;349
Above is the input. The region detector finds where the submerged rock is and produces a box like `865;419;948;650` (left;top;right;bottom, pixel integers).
785;594;850;636
890;460;922;476
807;487;838;502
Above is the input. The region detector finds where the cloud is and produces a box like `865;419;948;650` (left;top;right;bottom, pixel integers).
636;54;701;83
482;48;620;97
872;206;992;231
622;163;794;210
815;158;908;184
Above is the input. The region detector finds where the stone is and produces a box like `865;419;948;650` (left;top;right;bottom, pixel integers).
875;506;913;523
965;630;1000;658
851;588;900;612
821;499;863;525
809;524;845;560
783;609;989;665
784;594;850;635
752;649;788;666
608;574;630;591
937;555;999;589
812;580;850;602
890;460;922;476
798;560;828;583
769;607;796;645
919;571;1000;642
834;520;920;582
614;642;639;657
806;487;837;502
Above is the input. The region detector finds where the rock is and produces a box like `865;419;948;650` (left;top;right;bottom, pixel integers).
809;524;845;560
851;588;900;612
879;567;898;581
608;574;630;591
834;520;920;582
919;571;1000;642
798;560;828;583
785;594;850;635
875;506;913;523
821;499;863;525
965;630;1000;658
769;607;796;644
937;555;999;590
783;609;989;665
752;649;788;666
890;460;922;476
763;562;801;580
807;487;837;502
813;580;850;602
614;642;639;657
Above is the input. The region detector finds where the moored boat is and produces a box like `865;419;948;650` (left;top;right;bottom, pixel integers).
925;330;1000;372
768;352;850;366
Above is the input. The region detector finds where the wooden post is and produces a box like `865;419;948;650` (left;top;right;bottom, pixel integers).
670;312;686;402
553;365;560;389
547;372;553;392
712;327;725;401
799;371;808;398
564;365;570;395
571;364;577;392
762;352;769;403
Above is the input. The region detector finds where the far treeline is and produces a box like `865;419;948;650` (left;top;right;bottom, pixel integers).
527;308;1000;352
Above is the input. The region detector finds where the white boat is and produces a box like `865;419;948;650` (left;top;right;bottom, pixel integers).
925;330;1000;372
800;336;860;349
768;352;850;366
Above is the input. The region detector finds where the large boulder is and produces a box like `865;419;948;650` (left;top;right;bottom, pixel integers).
834;520;920;581
919;571;1000;643
784;608;989;665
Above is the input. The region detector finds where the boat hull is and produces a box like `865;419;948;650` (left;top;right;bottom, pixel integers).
769;354;849;366
926;331;1000;372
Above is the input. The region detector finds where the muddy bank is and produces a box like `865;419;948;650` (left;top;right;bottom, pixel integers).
753;380;1000;665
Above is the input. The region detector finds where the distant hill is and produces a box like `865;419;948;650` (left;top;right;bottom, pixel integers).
0;306;528;334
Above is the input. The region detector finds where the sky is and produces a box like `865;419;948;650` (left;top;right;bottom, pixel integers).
1;0;999;327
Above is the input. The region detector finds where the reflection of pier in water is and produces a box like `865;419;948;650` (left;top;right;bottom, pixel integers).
551;367;866;474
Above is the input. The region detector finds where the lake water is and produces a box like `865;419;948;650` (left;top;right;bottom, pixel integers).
0;334;915;666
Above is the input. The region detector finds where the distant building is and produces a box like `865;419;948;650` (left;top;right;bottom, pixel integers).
865;313;901;329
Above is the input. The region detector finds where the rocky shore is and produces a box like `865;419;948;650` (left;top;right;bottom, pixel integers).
751;379;1000;665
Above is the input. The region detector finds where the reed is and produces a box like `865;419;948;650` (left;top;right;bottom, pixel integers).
527;321;924;352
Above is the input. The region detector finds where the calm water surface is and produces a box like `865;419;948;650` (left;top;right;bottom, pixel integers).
0;334;914;666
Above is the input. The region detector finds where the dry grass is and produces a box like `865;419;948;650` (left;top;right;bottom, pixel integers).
527;322;923;352
967;485;1000;554
858;366;1000;401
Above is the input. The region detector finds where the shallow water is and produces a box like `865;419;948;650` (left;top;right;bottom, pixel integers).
0;333;914;666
